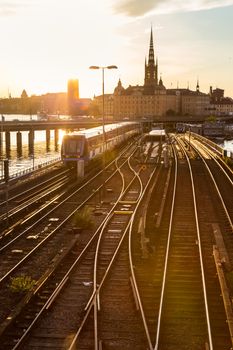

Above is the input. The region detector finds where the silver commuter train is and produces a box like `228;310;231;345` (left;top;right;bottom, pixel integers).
61;122;139;166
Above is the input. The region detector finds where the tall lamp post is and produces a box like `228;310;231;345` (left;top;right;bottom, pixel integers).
89;65;118;197
89;65;118;149
1;115;5;178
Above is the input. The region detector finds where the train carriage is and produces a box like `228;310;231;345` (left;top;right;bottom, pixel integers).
144;129;166;142
61;122;139;166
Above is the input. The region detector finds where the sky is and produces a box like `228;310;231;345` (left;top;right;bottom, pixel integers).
0;0;233;99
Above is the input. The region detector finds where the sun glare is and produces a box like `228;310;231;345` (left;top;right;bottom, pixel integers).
58;129;67;145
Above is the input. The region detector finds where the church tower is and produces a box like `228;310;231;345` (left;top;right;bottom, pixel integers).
144;27;158;94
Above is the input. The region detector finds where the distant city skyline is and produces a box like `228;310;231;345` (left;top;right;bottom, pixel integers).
0;0;232;99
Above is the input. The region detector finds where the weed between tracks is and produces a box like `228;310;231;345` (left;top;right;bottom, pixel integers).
72;206;94;230
9;275;36;294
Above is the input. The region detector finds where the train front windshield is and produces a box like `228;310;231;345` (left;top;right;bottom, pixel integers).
63;136;84;157
65;139;82;153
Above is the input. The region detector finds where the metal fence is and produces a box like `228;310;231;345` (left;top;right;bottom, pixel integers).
0;157;61;183
190;132;233;159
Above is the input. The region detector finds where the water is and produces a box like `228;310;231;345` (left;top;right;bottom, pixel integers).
0;114;67;179
222;139;233;153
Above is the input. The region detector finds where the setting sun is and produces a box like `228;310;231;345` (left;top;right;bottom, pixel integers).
0;0;232;98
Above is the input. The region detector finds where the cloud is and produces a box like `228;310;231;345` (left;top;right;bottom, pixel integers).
114;0;161;17
113;0;233;17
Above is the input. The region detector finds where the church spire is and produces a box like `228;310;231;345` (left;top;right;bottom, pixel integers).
144;25;158;94
148;26;155;64
196;78;200;92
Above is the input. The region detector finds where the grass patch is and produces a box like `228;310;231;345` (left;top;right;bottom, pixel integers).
9;275;36;294
72;206;94;230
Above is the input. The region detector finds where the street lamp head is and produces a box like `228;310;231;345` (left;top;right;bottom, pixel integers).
89;65;118;70
89;65;100;70
107;65;118;69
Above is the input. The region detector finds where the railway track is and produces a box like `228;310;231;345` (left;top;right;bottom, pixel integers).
0;138;160;349
0;140;139;244
180;134;233;264
142;141;212;349
184;134;233;225
0;168;75;229
0;138;142;235
131;135;232;349
130;154;174;347
60;148;160;350
0;142;142;325
1;132;231;349
171;136;232;349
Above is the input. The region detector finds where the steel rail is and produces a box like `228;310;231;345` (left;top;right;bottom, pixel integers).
10;146;140;350
0;168;71;208
184;135;233;231
84;149;144;313
68;156;156;350
152;143;178;350
92;153;128;349
187;135;233;185
9;147;135;350
0;142;135;234
176;136;214;350
128;163;162;350
188;132;223;157
0;144;139;285
0;176;71;226
152;137;213;349
92;153;143;349
68;219;133;350
0;140;137;250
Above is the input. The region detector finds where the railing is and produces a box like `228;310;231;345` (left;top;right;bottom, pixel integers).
0;157;61;183
189;132;233;159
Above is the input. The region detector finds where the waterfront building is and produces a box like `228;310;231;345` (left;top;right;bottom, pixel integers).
167;86;210;116
67;79;80;115
0;92;67;115
212;102;233;116
67;79;92;116
0;79;92;116
209;87;233;116
67;79;79;101
91;28;212;120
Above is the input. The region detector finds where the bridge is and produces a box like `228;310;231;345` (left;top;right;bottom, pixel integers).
0;116;232;161
0;119;101;132
1;113;232;133
0;119;103;158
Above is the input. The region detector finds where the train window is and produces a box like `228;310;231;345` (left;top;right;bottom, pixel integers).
65;139;83;153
